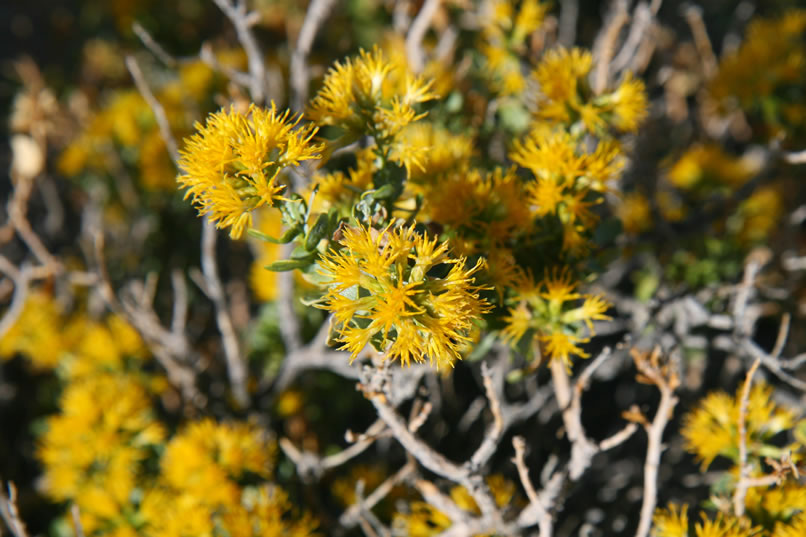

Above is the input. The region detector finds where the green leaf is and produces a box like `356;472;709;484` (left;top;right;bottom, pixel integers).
247;225;301;244
264;257;315;272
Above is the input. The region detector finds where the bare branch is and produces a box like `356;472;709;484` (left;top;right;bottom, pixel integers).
212;0;267;104
512;437;553;537
632;347;679;537
341;460;416;527
550;359;598;480
71;505;85;537
0;483;29;537
683;4;718;79
277;244;302;353
200;219;248;407
593;0;629;94
406;0;441;73
132;22;178;67
469;361;505;470
125;55;179;162
0;259;31;341
733;356;762;517
290;0;338;110
280;419;387;481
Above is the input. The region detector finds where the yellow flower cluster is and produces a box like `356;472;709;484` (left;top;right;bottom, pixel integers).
656;382;806;537
479;0;548;96
39;373;165;534
307;46;436;157
667;145;755;192
652;506;761;537
709;10;806;133
178;103;322;239
532;47;648;134
317;224;490;367
0;289;148;374
681;382;797;470
653;504;806;537
139;419;318;537
510;130;622;254
420;166;531;248
0;290;66;369
501;267;611;367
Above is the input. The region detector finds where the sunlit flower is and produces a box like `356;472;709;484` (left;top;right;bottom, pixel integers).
308;47;436;141
652;503;689;537
317;225;490;367
177;103;322;239
38;373;164;529
510;130;623;189
681;383;796;469
0;289;66;369
161;418;274;505
609;72;649;132
694;512;758;537
667;145;754;192
502;267;610;367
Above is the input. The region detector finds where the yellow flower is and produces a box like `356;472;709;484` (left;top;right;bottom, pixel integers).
533;47;592;105
38;372;164;527
653;503;689;537
540;331;589;365
709;10;806;112
736;186;783;244
0;289;66;369
317;225;490;367
530;46;648;134
745;481;806;522
177;103;322;239
694;513;758;537
219;486;320;537
511;130;624;188
618;192;652;234
773;513;806;537
421;166;531;245
308;47;436;140
502;267;609;367
161;418;274;505
63;313;147;379
681;383;796;470
609;72;649;132
396;122;476;183
667;145;754;192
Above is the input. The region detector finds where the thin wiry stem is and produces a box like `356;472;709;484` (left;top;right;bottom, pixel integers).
200;219;248;407
733;357;762;517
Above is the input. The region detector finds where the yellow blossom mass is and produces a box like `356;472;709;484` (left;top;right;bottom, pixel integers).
177;103;322;239
317;224;490;367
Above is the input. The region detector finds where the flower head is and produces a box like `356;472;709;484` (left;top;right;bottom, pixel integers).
317;225;490;367
177;103;322;239
652;503;689;537
308;47;436;140
681;383;796;470
502;267;610;368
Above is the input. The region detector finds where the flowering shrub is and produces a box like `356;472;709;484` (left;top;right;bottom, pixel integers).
3;2;806;537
